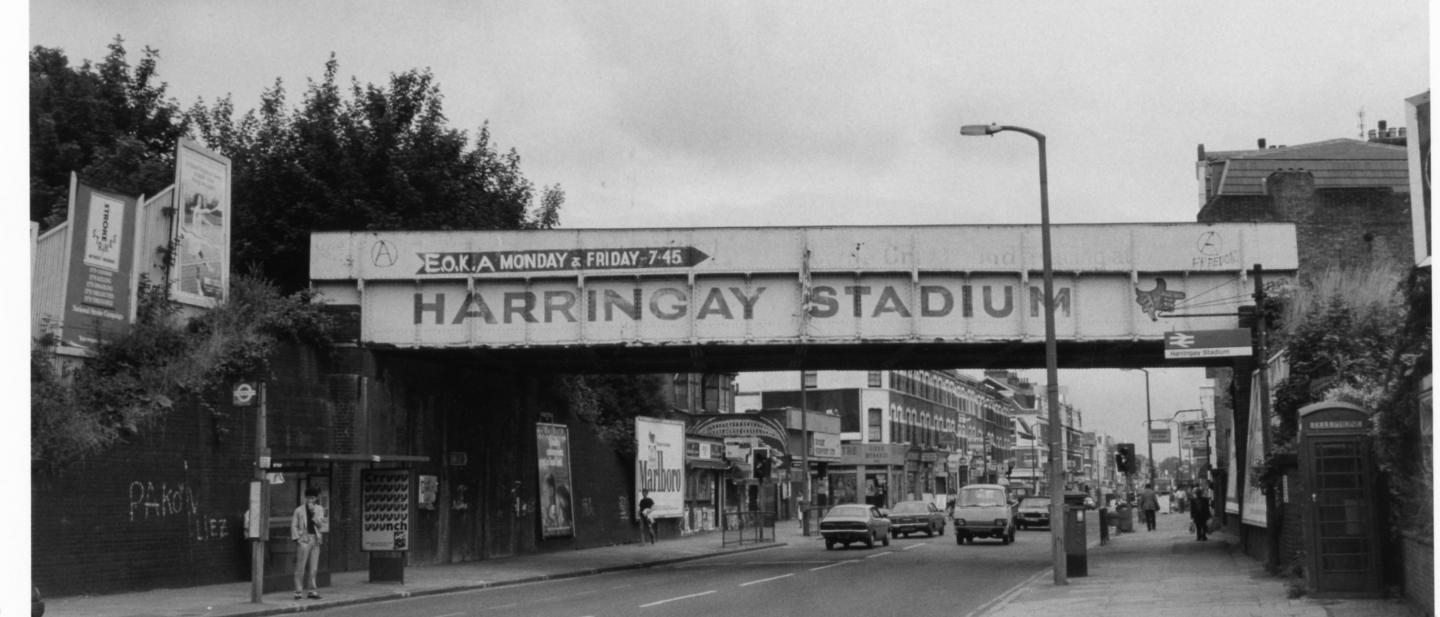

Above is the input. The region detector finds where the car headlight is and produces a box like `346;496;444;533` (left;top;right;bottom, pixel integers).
996;518;1009;526
955;519;966;526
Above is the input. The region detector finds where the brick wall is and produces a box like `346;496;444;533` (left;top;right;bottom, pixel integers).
34;344;639;597
1199;171;1413;280
32;373;256;595
1402;531;1433;616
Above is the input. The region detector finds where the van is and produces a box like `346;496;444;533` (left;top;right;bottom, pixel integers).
952;483;1016;545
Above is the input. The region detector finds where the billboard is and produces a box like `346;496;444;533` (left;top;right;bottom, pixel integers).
59;175;141;350
310;223;1297;350
171;138;231;307
635;417;686;519
537;423;575;538
361;469;411;551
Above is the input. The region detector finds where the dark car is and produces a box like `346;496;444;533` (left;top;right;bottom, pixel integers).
887;500;946;537
819;504;891;550
1015;495;1051;529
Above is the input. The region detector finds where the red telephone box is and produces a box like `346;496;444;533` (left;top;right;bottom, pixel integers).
1297;401;1384;597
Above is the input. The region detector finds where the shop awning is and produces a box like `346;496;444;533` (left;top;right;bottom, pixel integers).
687;459;732;470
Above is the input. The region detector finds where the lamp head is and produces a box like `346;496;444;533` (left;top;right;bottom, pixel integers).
960;123;1000;136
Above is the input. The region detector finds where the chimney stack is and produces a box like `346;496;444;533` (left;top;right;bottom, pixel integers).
1258;138;1267;150
1379;120;1388;132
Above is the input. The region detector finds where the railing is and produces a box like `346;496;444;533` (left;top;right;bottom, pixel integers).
722;511;777;546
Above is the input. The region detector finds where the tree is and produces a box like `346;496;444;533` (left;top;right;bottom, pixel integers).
187;56;565;292
30;37;187;227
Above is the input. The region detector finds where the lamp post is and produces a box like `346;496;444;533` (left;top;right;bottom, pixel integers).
1127;368;1156;482
961;122;1065;585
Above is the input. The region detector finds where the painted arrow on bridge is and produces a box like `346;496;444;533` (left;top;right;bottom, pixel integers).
416;246;711;275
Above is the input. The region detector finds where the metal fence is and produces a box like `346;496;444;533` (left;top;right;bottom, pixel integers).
721;511;777;546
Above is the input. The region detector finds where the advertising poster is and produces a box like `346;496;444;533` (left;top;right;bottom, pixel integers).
1240;370;1269;527
635;417;686;519
361;469;411;551
537;423;575;538
171;138;230;307
61;175;141;350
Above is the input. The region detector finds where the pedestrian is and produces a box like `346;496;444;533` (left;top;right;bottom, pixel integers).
637;488;656;544
1189;483;1212;541
1173;487;1187;513
1138;483;1160;531
291;487;327;600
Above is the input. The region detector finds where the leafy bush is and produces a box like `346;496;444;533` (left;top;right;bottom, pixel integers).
31;273;334;472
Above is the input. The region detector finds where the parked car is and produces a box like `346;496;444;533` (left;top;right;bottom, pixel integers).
1015;495;1051;529
819;504;891;550
887;500;946;537
952;484;1016;545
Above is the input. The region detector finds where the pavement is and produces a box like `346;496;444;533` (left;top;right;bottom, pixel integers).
43;511;1423;617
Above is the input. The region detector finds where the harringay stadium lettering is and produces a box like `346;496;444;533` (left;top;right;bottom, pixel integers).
412;284;1071;325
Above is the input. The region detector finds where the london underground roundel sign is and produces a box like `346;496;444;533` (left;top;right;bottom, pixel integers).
233;382;257;406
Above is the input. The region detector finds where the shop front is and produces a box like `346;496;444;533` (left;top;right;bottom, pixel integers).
825;443;910;508
684;436;729;533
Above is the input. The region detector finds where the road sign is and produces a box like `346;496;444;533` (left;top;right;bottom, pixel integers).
233;382;257;406
1164;328;1252;359
1148;427;1171;444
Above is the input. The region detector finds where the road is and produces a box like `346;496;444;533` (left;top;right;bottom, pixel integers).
311;526;1073;617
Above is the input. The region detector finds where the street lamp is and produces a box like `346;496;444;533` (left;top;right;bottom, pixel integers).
1126;368;1156;481
961;122;1065;585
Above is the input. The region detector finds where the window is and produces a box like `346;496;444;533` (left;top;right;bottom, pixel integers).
867;371;883;388
868;408;883;442
802;371;818;389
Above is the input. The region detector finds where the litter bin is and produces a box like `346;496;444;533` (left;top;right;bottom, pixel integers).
1116;503;1134;533
1063;493;1088;577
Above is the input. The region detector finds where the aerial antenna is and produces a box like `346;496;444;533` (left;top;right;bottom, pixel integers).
1357;108;1366;139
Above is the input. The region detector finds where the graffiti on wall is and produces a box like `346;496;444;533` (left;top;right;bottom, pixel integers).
127;478;230;542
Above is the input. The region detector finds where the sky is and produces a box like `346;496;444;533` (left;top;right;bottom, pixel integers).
18;4;1431;461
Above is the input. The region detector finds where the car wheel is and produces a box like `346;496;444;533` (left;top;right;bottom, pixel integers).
926;525;934;537
825;539;835;550
967;536;975;544
882;532;890;547
956;534;964;545
866;532;875;549
1003;530;1014;545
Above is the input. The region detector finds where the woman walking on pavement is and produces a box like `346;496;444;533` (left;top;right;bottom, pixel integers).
1138;483;1160;531
1189;482;1212;541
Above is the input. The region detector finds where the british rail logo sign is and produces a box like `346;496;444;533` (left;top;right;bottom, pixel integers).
1164;328;1252;359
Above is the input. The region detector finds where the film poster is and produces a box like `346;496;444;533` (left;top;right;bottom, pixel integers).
537;423;575;538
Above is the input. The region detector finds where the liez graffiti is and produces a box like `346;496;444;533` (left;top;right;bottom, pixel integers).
128;479;230;541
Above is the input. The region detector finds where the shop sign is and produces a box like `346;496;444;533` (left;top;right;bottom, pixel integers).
810;433;841;459
838;443;909;466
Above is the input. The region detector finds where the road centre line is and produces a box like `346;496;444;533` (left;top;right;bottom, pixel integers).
809;559;859;571
739;573;795;587
639;590;717;608
865;551;893;559
902;543;926;551
431;613;466;617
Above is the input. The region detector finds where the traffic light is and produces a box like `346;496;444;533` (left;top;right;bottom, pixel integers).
1115;443;1136;475
752;449;772;480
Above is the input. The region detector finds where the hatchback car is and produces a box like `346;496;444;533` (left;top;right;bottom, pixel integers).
887;500;946;537
819;504;891;550
952;484;1016;544
1015;495;1051;529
